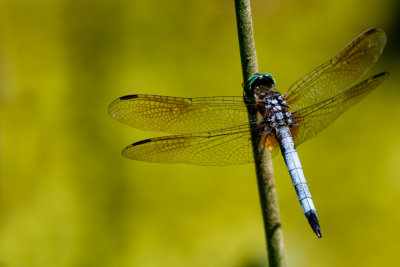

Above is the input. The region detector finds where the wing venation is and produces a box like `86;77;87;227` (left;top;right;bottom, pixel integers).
292;72;389;147
285;28;386;112
109;94;249;134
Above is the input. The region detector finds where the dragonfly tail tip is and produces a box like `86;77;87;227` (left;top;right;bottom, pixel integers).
306;211;322;238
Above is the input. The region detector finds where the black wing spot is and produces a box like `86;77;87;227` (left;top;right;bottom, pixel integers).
131;139;152;146
372;72;389;79
365;28;378;35
120;95;140;100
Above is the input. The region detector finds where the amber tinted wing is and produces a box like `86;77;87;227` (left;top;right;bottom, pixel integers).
291;72;388;147
109;94;250;134
122;124;280;165
123;125;253;165
284;28;386;112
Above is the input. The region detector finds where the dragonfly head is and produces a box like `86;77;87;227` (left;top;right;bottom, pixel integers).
246;73;276;93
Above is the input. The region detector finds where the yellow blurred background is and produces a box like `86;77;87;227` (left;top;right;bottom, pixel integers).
1;0;399;266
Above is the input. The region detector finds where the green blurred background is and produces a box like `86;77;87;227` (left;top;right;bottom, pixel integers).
1;0;399;266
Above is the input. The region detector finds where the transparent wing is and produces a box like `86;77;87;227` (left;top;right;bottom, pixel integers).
122;124;280;165
285;28;386;112
109;94;250;134
291;72;388;147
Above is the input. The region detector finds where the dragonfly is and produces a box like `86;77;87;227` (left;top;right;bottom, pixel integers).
109;28;388;238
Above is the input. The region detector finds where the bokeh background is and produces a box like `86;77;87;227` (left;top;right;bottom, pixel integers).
1;0;399;266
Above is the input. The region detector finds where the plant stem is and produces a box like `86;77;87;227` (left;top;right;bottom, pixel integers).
234;1;287;266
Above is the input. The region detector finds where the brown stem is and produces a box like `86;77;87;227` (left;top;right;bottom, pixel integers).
234;1;287;266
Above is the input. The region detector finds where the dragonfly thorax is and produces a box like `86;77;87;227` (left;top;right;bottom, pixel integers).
262;91;294;129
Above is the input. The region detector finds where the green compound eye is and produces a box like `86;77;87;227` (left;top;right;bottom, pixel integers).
246;73;276;91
